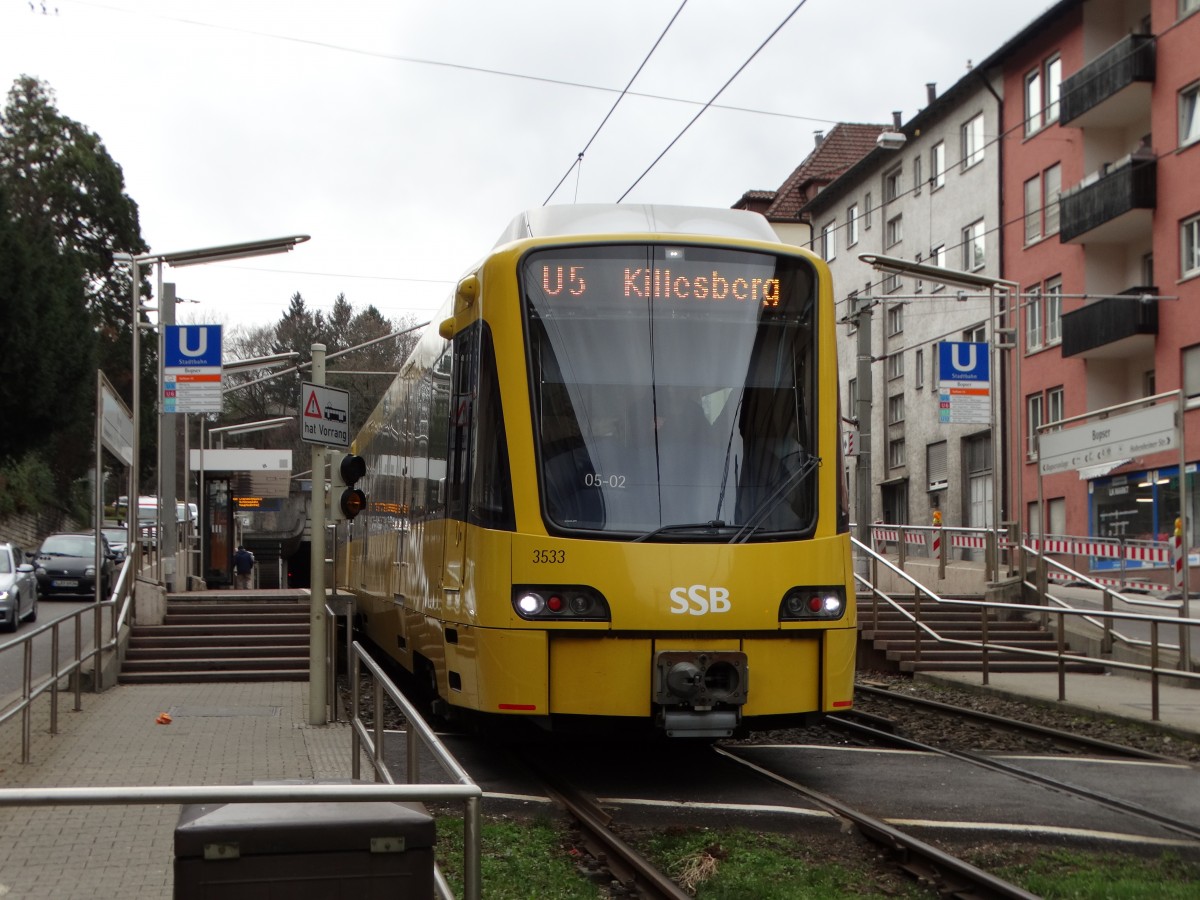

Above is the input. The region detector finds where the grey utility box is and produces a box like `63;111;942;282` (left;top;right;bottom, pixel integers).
174;795;435;899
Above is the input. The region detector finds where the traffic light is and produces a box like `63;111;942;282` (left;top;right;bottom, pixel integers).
331;453;367;521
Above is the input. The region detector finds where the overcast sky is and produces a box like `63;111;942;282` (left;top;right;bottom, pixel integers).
1;0;1054;336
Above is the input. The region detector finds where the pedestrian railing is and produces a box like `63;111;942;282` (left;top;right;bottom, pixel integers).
0;545;137;764
854;536;1200;722
349;640;483;900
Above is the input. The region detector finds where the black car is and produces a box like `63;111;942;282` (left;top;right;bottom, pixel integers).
34;533;115;599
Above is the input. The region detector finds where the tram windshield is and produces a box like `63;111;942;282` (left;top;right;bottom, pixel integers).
521;244;820;541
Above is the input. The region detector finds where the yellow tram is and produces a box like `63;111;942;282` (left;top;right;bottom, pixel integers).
338;204;856;737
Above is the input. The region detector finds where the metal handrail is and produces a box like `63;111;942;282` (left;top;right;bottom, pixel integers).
350;640;483;900
0;549;139;763
853;537;1200;720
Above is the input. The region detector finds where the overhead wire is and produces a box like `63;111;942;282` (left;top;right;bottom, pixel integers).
544;0;689;206
618;0;810;202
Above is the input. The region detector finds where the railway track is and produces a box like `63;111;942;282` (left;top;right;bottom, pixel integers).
714;744;1040;900
846;682;1183;761
826;684;1200;846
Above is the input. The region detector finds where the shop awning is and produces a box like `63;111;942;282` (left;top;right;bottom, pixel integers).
1077;458;1132;480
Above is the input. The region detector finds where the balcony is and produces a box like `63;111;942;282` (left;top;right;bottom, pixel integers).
1059;158;1155;244
1061;288;1157;359
1060;33;1155;128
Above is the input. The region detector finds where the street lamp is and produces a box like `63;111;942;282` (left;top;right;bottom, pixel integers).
858;253;1021;577
112;235;309;589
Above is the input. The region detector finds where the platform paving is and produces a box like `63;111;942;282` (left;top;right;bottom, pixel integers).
0;681;363;899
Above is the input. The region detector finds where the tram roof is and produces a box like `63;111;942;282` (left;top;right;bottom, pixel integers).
495;204;780;247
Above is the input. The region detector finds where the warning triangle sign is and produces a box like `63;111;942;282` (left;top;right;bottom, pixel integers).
304;391;322;418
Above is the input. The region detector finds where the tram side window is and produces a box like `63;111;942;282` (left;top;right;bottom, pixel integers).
445;323;515;529
470;326;514;530
427;349;452;516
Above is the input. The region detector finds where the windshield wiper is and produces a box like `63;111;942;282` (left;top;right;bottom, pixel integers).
731;453;821;544
632;520;737;543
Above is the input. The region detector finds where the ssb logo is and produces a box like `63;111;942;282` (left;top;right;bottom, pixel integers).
669;584;731;616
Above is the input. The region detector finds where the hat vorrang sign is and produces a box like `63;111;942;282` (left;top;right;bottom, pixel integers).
301;382;350;448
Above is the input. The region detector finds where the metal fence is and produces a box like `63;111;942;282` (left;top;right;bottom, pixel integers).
854;535;1200;720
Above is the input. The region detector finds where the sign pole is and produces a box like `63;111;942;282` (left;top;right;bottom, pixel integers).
309;343;328;725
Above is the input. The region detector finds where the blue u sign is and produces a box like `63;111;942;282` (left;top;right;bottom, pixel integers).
164;325;222;368
938;341;989;382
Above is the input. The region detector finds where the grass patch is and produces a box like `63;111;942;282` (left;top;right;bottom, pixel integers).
435;815;601;899
970;846;1200;899
633;826;926;898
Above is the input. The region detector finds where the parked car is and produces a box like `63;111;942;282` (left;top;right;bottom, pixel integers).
34;533;115;599
137;496;163;549
100;526;129;564
0;541;38;631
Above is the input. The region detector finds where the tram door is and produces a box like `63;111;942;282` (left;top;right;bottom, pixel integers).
442;327;477;595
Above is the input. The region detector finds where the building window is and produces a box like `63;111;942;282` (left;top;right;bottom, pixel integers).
1027;393;1044;459
1045;276;1062;345
1184;345;1200;404
1182;0;1200;19
864;192;873;229
1026;285;1043;351
846;203;860;246
1024;174;1042;244
914;252;924;293
913;156;922;195
821;221;837;261
1025;68;1043;135
930;141;945;189
962;219;985;271
889;393;905;425
1181;82;1200;148
961;113;985;169
1044;164;1062;236
848;377;858;412
884;272;902;294
915;348;925;389
930;244;946;291
887;304;903;335
887;351;904;380
1183;214;1200;278
889;438;906;469
964;324;987;343
886;214;903;248
1046;57;1062;124
885;167;903;202
1025;55;1062;135
927;441;948;490
1047;386;1064;430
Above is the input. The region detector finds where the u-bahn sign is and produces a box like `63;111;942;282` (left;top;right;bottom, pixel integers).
163;324;223;414
301;382;350;448
937;341;990;425
1038;403;1178;476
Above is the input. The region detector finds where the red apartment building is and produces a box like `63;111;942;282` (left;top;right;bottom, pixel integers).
1004;0;1200;562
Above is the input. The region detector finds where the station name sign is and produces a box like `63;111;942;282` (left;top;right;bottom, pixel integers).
1038;403;1178;476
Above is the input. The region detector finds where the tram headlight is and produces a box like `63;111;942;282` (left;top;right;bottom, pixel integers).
512;585;611;622
779;586;846;622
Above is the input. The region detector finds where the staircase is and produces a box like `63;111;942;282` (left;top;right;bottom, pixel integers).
120;592;310;684
859;596;1105;674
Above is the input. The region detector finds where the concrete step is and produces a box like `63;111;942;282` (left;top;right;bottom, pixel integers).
899;659;1107;674
163;613;309;626
125;645;307;661
861;628;1050;642
122;656;308;673
118;668;309;684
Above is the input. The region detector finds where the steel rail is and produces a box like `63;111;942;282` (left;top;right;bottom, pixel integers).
524;757;692;900
851;682;1179;762
826;716;1200;844
715;745;1040;900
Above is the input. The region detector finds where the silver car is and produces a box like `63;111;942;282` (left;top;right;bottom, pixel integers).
0;541;38;631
